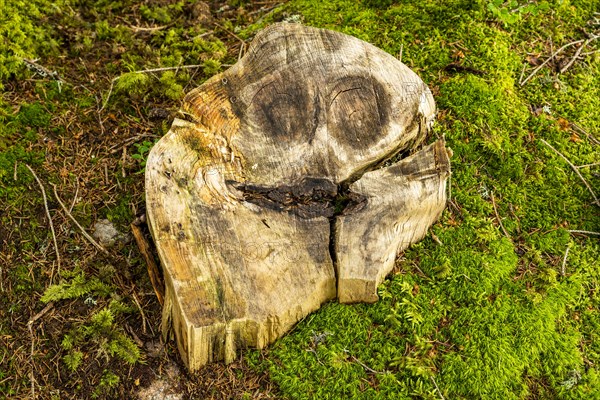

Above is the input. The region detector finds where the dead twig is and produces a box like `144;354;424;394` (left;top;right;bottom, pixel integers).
431;376;446;400
490;191;510;238
561;244;571;276
214;21;246;45
342;349;386;374
568;230;600;236
51;184;110;256
27;302;54;400
22;58;62;82
560;35;599;74
126;24;171;32
520;39;585;86
25;164;61;279
540;139;599;207
571;122;600;146
131;291;148;335
28;302;54;329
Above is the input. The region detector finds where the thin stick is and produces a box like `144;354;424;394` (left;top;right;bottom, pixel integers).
68;177;79;213
568;230;600;236
431;376;446;400
127;24;170;32
238;42;245;61
25;165;61;278
51;184;110;256
560;36;598;74
342;350;386;374
520;39;585;86
576;162;600;169
27;302;54;400
101;64;206;111
571;122;600;146
213;21;246;44
28;322;36;399
131;292;148;334
28;302;54;327
580;49;600;56
540;139;599;207
490;191;510;238
561;244;571;276
518;63;526;85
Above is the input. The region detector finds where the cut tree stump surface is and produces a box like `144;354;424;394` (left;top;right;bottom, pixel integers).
146;22;450;370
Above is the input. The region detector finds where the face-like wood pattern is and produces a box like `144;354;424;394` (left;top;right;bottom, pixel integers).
146;22;449;370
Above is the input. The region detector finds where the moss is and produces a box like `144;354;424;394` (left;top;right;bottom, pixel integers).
249;0;600;398
0;0;64;85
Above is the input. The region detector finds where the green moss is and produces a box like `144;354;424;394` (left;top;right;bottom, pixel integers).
249;0;600;398
0;0;65;86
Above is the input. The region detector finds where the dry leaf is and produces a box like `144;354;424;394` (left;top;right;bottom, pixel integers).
526;55;542;66
570;132;582;143
557;117;570;131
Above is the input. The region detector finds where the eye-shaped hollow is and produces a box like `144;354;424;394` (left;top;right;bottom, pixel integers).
327;75;390;149
245;76;320;143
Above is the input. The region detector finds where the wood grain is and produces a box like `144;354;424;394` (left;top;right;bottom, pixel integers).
146;22;449;370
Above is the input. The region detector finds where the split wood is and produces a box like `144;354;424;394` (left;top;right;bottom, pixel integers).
131;223;165;306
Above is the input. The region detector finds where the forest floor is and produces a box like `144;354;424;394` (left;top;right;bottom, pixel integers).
1;0;599;399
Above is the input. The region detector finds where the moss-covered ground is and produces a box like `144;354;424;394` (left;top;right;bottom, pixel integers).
1;0;598;399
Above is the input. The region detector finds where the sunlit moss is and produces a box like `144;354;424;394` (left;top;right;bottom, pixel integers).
250;0;600;398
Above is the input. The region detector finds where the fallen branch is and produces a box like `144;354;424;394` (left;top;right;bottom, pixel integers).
51;184;110;256
520;39;585;86
25;165;61;278
540;139;600;207
560;35;599;74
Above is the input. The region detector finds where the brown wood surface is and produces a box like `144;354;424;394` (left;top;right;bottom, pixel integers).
146;22;449;370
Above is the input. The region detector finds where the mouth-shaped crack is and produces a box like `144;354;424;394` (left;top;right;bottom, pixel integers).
229;177;367;219
226;138;429;294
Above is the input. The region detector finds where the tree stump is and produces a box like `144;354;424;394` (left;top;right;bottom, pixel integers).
145;22;450;370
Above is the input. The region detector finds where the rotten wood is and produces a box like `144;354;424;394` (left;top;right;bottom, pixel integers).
131;222;165;306
145;23;450;370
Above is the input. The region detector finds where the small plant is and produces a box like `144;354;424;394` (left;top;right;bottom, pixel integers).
42;271;142;375
131;140;157;173
60;301;142;370
92;370;120;399
40;269;112;302
487;0;550;26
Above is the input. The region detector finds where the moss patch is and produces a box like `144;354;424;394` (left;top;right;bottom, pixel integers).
248;0;600;399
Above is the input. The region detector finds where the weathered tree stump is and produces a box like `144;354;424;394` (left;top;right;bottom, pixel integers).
146;22;450;370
